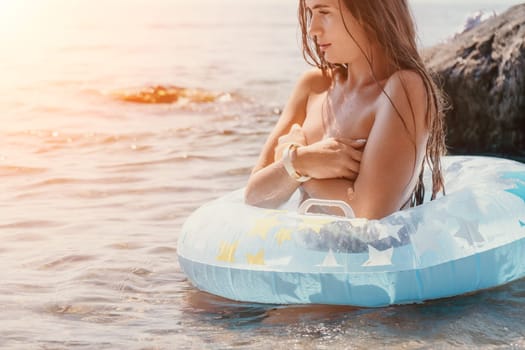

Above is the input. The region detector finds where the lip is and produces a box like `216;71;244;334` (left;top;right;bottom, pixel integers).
318;43;332;51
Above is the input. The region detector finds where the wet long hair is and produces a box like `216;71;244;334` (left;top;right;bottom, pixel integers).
298;0;447;207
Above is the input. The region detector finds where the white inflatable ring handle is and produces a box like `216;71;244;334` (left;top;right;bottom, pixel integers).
298;198;355;218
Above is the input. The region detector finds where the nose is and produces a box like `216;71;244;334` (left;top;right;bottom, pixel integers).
307;14;322;39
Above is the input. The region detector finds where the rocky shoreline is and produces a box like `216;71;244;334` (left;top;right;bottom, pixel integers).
423;3;525;159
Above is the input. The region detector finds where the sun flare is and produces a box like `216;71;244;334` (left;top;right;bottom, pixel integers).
0;1;32;33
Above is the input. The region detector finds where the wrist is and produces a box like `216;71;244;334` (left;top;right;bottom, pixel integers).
275;141;305;162
292;145;309;178
282;144;310;182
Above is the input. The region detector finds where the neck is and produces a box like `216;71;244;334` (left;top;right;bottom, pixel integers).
340;42;394;90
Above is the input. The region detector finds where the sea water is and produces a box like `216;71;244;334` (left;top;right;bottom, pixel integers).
1;0;524;348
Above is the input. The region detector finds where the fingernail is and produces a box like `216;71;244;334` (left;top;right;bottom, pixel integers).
292;124;301;130
356;139;367;143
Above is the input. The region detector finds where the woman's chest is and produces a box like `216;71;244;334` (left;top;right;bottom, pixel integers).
302;90;377;144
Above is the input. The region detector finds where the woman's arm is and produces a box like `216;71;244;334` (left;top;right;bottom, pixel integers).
303;70;430;219
244;69;328;208
246;70;368;209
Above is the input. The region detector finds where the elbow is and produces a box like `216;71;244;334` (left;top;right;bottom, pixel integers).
244;183;280;209
244;183;257;206
356;211;387;220
350;206;384;220
244;191;275;209
349;201;396;220
244;188;258;207
345;193;389;220
243;183;266;207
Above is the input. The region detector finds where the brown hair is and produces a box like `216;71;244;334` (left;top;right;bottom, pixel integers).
298;0;447;207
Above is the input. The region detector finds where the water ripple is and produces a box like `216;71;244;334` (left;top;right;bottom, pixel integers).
39;255;98;271
0;220;61;229
20;176;146;189
98;154;215;169
0;165;48;177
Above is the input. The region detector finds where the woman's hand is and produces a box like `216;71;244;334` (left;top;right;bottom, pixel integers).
295;137;366;181
274;124;307;162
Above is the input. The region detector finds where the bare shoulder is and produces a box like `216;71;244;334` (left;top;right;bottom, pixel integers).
280;68;331;123
296;68;332;96
387;69;425;88
382;70;427;113
377;69;429;138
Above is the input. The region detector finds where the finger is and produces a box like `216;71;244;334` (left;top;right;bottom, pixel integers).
276;144;292;160
292;135;307;146
278;134;289;144
278;134;297;145
350;139;367;148
326;138;340;150
350;148;363;161
290;124;306;138
340;143;363;161
343;170;359;181
274;145;284;161
336;137;367;148
345;157;360;174
289;124;303;136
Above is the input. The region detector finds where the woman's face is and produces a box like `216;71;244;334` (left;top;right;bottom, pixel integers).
304;0;368;64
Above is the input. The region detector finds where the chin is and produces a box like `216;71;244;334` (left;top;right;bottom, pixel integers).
324;57;344;65
323;53;345;65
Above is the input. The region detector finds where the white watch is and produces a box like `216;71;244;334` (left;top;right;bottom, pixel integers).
282;143;311;182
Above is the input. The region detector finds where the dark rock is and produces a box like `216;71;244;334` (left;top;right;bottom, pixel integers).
423;4;525;158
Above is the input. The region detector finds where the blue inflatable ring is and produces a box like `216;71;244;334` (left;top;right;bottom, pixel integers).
178;156;525;307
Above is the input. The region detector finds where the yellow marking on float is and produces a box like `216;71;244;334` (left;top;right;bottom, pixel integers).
247;249;265;265
275;228;293;246
248;215;281;240
216;241;239;263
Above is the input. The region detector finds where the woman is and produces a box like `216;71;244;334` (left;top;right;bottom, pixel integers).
245;0;447;219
